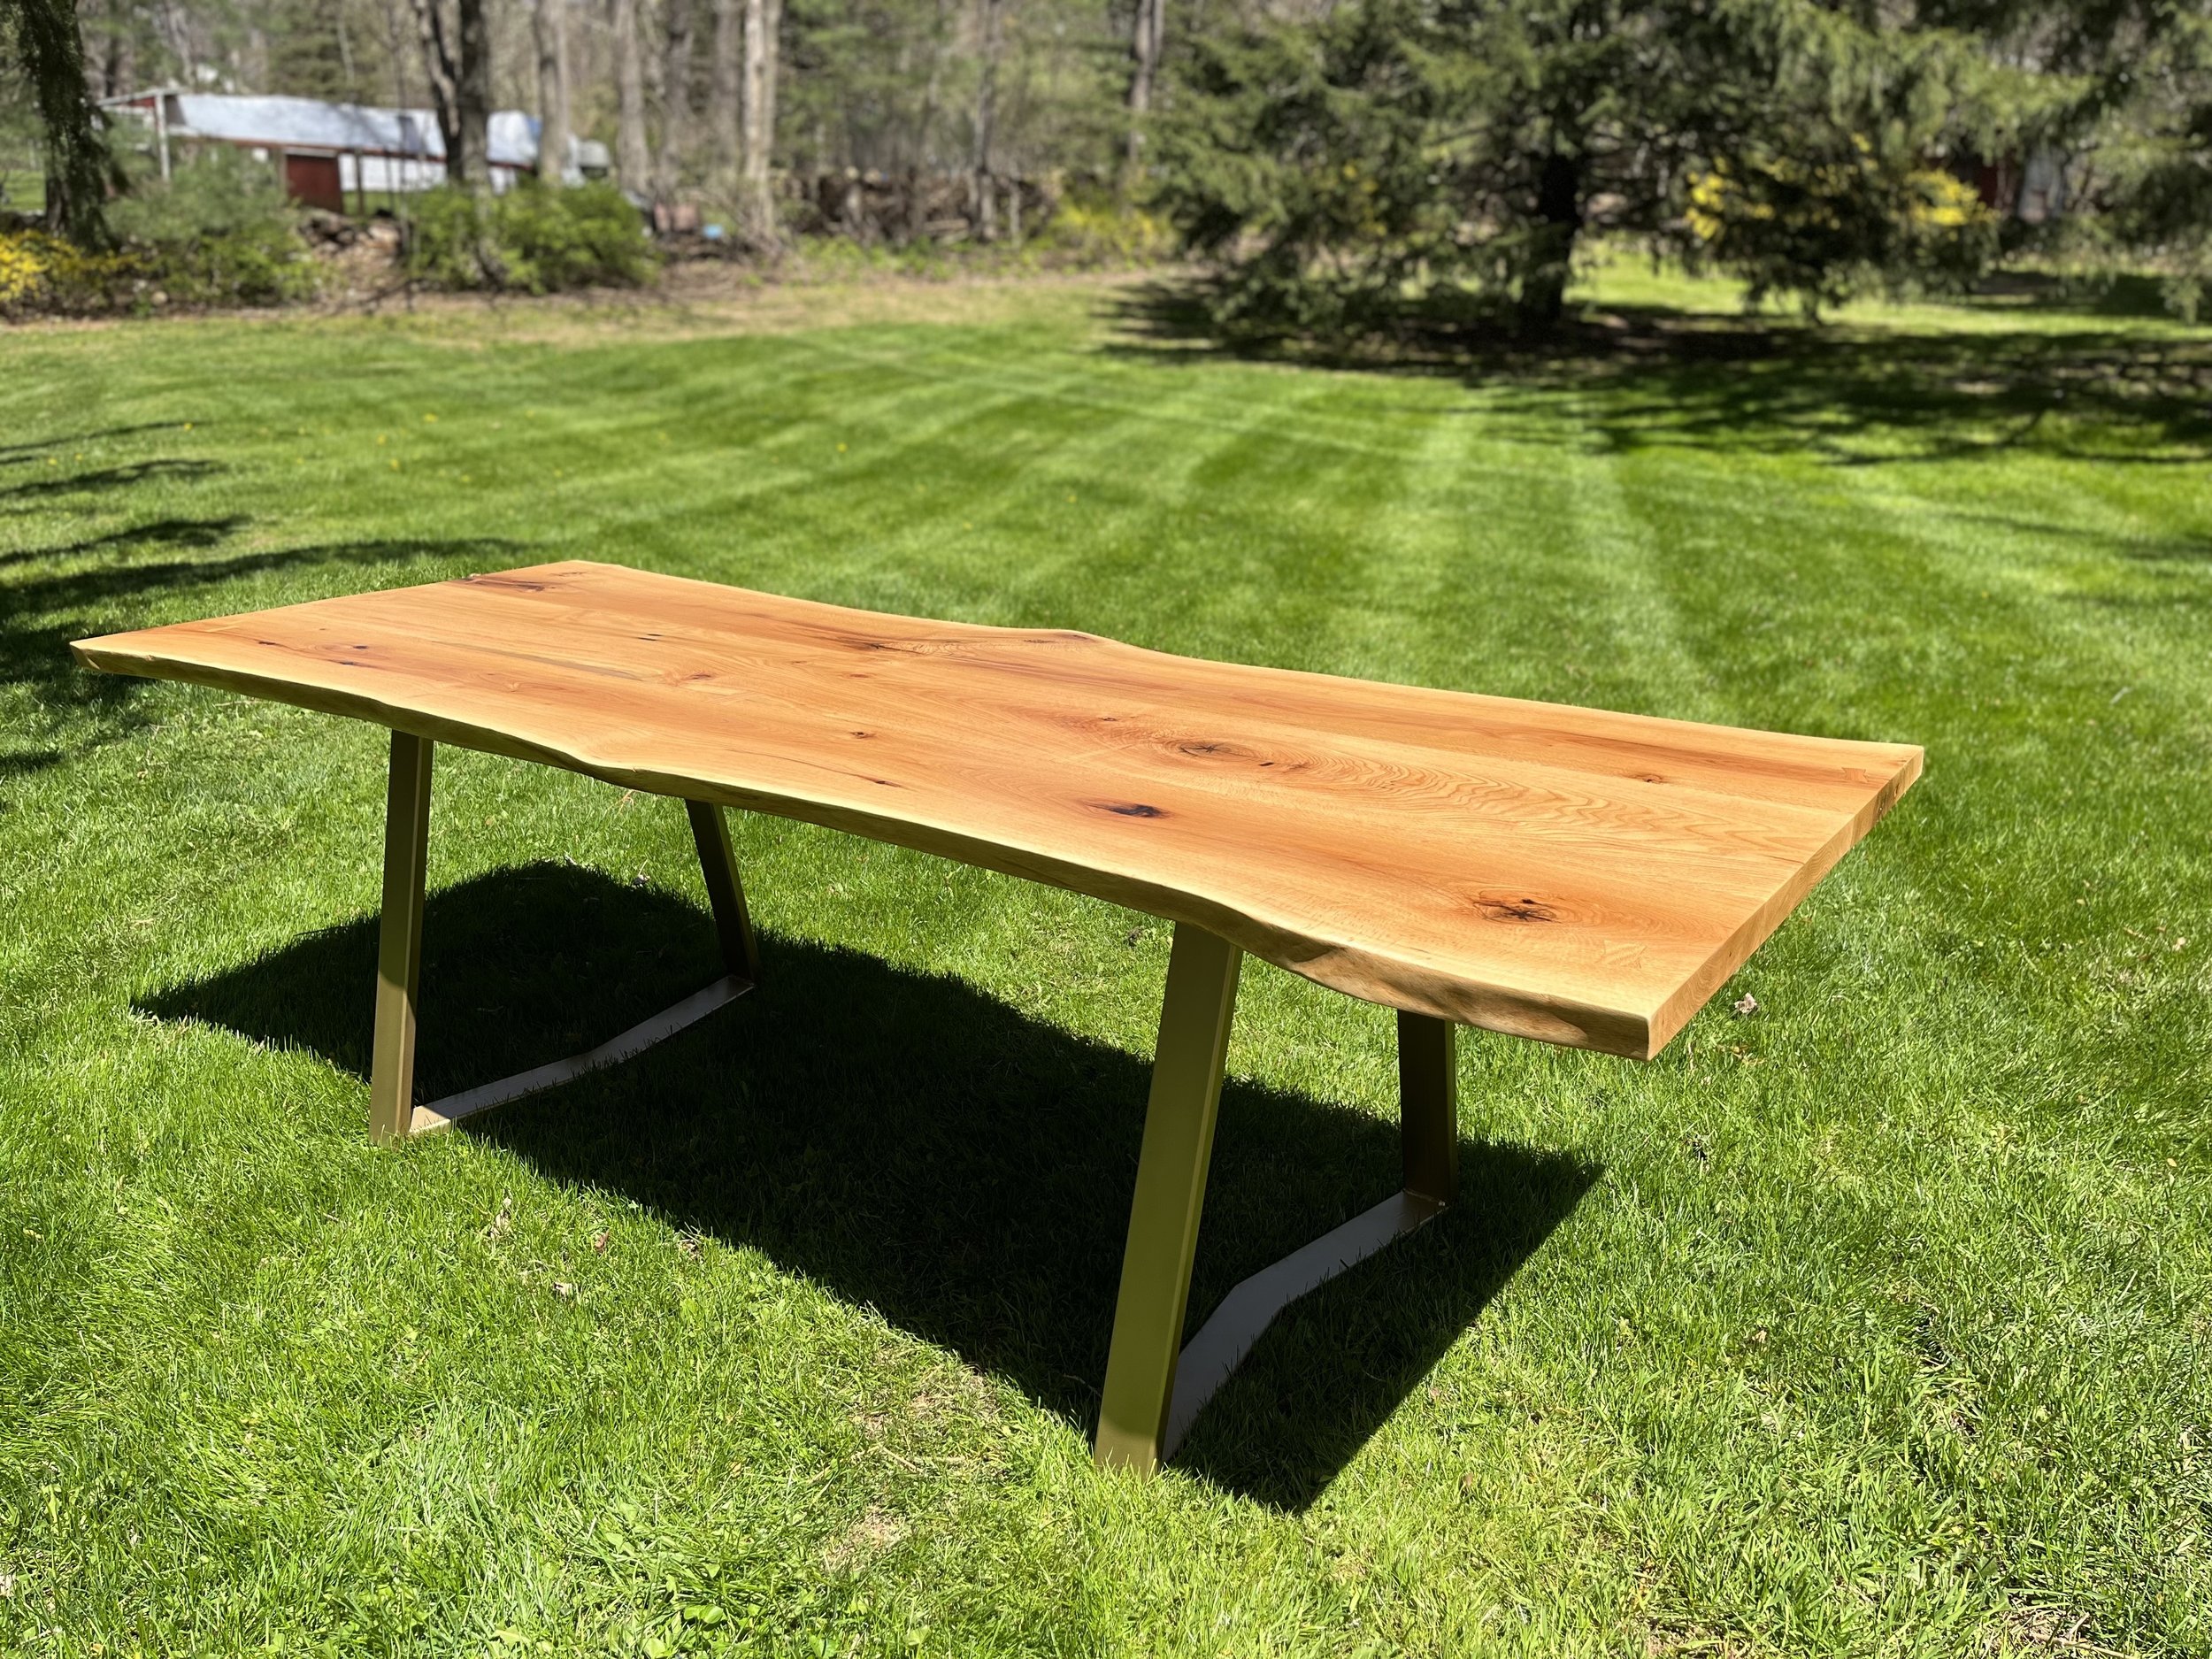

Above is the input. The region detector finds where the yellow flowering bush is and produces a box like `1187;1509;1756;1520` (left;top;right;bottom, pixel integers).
1682;142;1995;312
1038;194;1177;267
0;232;51;307
0;229;142;318
1909;169;1984;229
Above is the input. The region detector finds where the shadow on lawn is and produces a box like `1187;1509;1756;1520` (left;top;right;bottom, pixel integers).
140;859;1598;1510
1103;280;2212;469
1;525;522;765
0;423;208;468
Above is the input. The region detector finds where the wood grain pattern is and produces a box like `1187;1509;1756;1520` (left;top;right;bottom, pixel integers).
73;560;1921;1058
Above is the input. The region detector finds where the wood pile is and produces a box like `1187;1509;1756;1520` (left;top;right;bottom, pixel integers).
795;170;1056;247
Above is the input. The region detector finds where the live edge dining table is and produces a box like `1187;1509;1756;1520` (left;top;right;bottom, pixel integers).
74;560;1922;1475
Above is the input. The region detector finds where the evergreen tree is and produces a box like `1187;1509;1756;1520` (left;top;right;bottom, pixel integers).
1975;0;2212;316
4;0;116;246
1153;0;2018;337
265;0;354;100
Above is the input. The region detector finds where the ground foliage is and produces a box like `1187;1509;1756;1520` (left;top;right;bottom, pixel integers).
403;180;661;294
104;147;321;303
0;268;2208;1653
0;145;317;313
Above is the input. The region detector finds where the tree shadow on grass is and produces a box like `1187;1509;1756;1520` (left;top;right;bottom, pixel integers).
1953;270;2180;322
137;859;1599;1511
0;457;228;504
3;533;523;763
0;423;206;468
0;513;251;571
1101;278;2212;469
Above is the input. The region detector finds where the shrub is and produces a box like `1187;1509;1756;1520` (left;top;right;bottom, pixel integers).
404;181;656;293
108;148;320;306
1;150;316;317
1040;190;1175;268
1683;147;1999;317
0;227;139;316
0;228;49;306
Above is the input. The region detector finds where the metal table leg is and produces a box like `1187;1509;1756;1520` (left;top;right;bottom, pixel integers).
364;731;758;1141
1096;941;1461;1472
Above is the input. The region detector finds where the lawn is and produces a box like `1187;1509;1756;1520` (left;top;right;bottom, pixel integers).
2;265;2208;1657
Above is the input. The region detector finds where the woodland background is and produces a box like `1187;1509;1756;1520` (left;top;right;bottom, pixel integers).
3;1;2210;332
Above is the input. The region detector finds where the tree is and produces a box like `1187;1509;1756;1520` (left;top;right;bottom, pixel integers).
73;0;138;99
740;0;784;239
1123;0;1161;183
658;0;698;199
710;0;741;183
8;0;116;246
611;0;649;195
970;0;999;235
1154;0;2012;338
267;0;355;99
1961;0;2212;317
408;0;491;186
531;0;570;184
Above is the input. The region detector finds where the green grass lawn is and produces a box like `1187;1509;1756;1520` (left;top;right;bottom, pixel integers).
2;265;2208;1657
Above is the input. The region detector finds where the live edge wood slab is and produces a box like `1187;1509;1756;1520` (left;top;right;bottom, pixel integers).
74;560;1921;1473
75;559;1920;1059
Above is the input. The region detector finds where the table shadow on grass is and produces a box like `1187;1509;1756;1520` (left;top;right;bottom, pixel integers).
138;859;1598;1510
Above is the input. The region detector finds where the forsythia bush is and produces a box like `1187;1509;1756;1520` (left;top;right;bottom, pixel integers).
0;232;49;308
0;229;141;317
1040;195;1176;266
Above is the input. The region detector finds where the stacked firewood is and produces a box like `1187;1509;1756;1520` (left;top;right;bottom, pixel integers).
795;170;1056;247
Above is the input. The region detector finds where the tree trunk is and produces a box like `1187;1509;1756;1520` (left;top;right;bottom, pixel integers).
384;0;412;114
104;15;136;102
914;0;946;176
81;0;135;99
657;0;695;201
739;0;782;242
612;0;650;196
405;0;462;180
531;0;569;184
158;0;194;88
971;0;1000;240
1122;0;1163;188
1517;149;1582;335
15;0;113;247
710;0;740;187
453;0;490;186
336;8;358;101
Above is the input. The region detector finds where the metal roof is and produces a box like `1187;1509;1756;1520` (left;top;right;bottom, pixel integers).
104;91;545;168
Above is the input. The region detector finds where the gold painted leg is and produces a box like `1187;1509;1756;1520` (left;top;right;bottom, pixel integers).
1095;922;1242;1474
685;800;761;983
369;731;434;1145
1397;1010;1459;1206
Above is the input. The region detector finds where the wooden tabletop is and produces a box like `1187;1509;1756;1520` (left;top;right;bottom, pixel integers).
74;561;1920;1059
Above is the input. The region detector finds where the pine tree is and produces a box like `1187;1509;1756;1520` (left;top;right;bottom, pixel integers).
1153;0;2018;337
7;0;116;246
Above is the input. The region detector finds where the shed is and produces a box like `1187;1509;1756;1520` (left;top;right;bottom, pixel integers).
101;90;609;209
